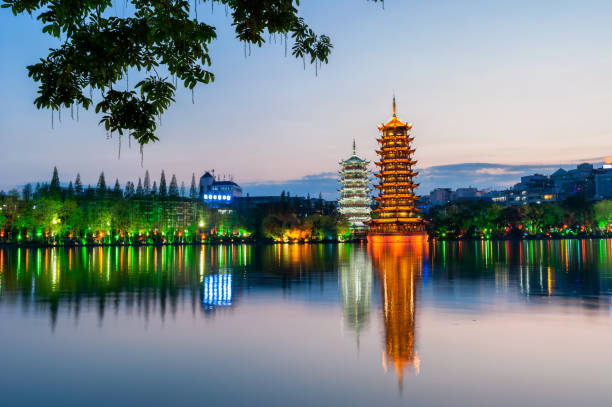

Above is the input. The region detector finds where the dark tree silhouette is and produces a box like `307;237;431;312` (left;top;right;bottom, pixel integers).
190;174;198;200
143;170;151;194
159;171;167;197
74;173;83;195
169;174;179;197
113;179;122;197
136;178;143;196
97;172;107;195
50;166;61;197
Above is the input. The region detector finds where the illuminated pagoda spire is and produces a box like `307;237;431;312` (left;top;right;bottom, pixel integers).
338;141;372;235
369;97;425;236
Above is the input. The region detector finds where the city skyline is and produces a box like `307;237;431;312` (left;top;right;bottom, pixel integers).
2;158;608;201
2;0;612;192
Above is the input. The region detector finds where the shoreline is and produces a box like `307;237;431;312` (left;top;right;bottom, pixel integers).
1;235;611;248
0;239;368;248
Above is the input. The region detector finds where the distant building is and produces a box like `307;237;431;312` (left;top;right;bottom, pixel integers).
484;190;508;204
595;168;612;199
453;187;480;200
428;187;487;206
200;171;242;203
428;160;612;207
510;173;556;204
338;141;371;234
429;188;452;206
550;163;595;199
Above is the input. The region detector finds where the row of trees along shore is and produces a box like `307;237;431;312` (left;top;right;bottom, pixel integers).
428;196;612;240
3;168;612;245
0;168;348;245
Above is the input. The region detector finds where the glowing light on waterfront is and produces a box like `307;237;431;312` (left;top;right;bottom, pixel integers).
202;273;233;310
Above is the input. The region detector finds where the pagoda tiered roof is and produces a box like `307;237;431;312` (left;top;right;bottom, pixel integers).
378;116;413;131
374;171;418;178
375;158;417;166
377;98;413;131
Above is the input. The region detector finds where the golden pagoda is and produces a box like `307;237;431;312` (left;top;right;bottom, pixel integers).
369;97;425;238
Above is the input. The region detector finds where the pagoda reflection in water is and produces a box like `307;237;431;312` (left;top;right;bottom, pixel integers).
339;245;373;346
370;236;428;387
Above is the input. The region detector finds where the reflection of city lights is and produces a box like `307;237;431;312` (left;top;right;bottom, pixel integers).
202;273;232;310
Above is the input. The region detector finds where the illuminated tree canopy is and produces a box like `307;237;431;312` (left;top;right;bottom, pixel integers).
2;0;381;146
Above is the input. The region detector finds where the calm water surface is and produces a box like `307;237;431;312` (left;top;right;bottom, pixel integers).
1;239;612;406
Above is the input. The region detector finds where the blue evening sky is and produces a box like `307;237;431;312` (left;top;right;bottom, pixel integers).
1;0;611;195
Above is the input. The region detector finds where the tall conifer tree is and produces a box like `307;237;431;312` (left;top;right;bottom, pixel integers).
190;174;198;200
124;181;135;197
50;166;61;198
159;171;167;197
75;173;83;195
136;178;143;196
143;170;151;194
97;172;107;195
169;174;179;197
113;179;121;197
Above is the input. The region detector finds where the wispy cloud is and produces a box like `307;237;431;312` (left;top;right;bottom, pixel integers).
475;168;523;176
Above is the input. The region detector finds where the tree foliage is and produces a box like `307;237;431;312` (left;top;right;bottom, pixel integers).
0;167;345;244
428;197;611;239
2;0;381;145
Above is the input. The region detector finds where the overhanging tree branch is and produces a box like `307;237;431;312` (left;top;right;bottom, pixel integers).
2;0;383;145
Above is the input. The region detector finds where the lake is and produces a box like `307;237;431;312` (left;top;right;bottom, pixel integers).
1;239;612;406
